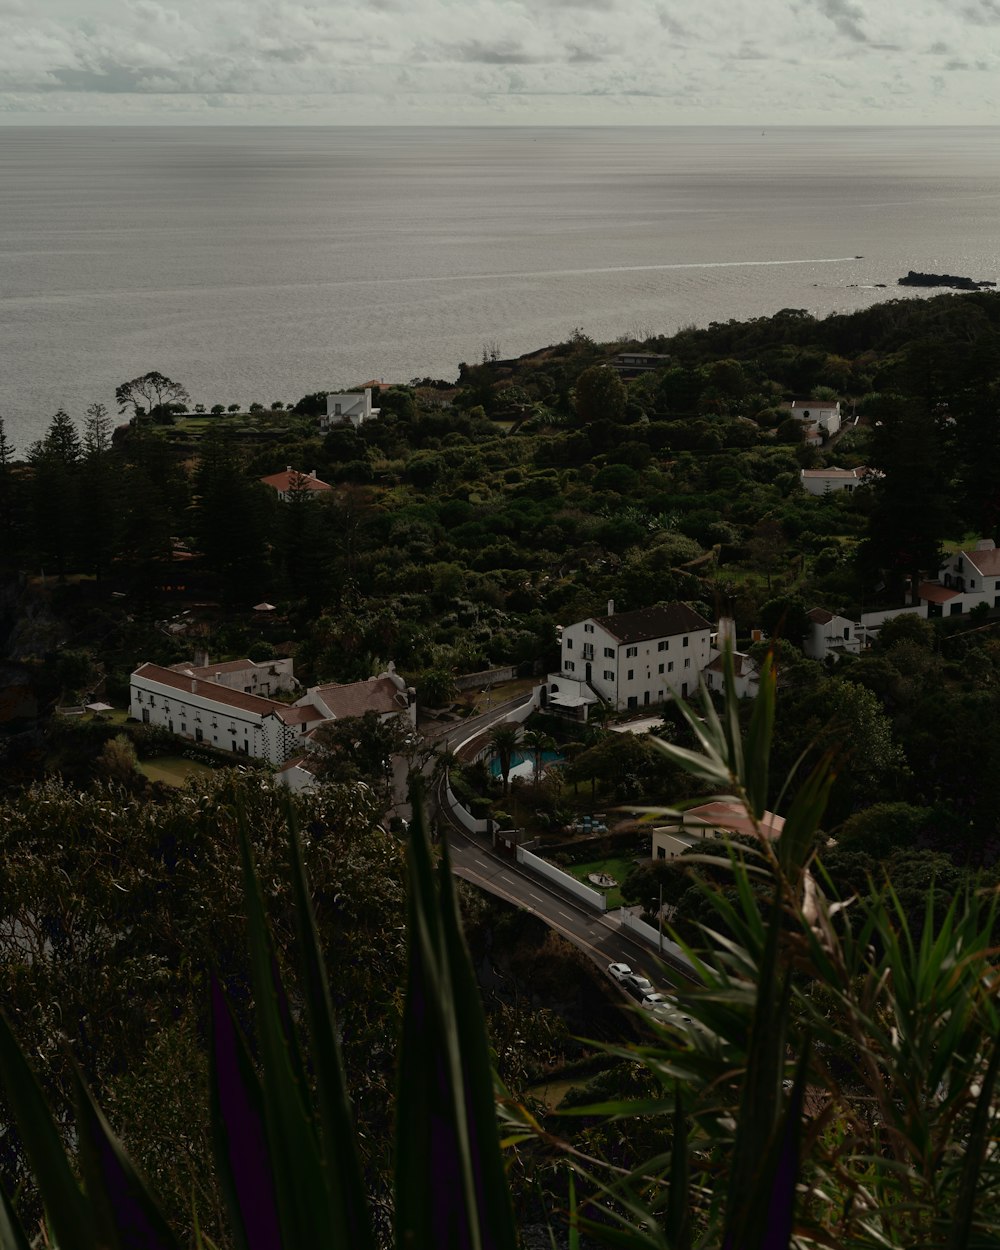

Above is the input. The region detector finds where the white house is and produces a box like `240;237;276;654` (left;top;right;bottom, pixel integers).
918;539;1000;618
130;663;326;766
802;607;866;661
169;655;298;697
557;601;713;711
259;467;333;501
320;388;380;430
800;466;869;496
651;801;784;861
703;650;760;698
788;398;842;445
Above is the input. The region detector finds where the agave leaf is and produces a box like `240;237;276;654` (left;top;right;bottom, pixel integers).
208;975;283;1250
0;1185;33;1250
282;799;376;1250
394;788;519;1249
237;826;336;1248
664;1085;691;1250
945;1029;1000;1250
435;823;520;1250
743;655;776;820
775;755;834;879
0;1011;95;1250
72;1064;180;1250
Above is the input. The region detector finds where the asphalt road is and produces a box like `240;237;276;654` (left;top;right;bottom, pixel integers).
443;818;693;992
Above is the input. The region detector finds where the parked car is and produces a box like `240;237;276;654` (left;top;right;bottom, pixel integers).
624;974;653;1002
607;962;632;982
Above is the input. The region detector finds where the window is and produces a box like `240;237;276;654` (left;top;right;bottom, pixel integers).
136;692;143;704
604;647;614;658
627;669;634;680
658;663;664;674
566;637;573;649
843;627;850;640
668;661;674;672
971;579;976;588
682;636;689;647
658;640;668;651
604;670;614;680
565;660;575;671
626;645;638;657
657;846;666;860
950;603;963;616
149;697;155;707
180;723;186;734
584;623;594;633
684;658;691;669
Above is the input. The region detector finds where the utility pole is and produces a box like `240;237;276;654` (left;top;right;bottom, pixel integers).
658;882;664;955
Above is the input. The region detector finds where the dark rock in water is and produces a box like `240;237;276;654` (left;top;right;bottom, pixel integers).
875;283;886;288
898;270;997;290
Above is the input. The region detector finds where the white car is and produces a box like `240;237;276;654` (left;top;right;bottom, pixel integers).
608;962;632;982
641;992;670;1012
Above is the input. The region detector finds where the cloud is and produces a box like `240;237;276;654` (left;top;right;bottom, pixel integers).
960;0;1000;22
815;0;870;43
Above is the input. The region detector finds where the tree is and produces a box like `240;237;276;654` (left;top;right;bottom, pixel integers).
27;410;83;578
489;723;520;796
211;404;225;415
82;402;113;458
115;372;190;421
521;728;556;785
227;403;240;413
573;364;627;425
95;733;138;782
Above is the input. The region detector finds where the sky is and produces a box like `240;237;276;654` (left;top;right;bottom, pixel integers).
2;0;999;125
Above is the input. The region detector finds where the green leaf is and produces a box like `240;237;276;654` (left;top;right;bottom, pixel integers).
0;1010;95;1250
665;1085;691;1250
208;974;283;1250
282;799;376;1250
237;823;336;1249
0;1185;33;1250
73;1065;180;1250
946;1029;1000;1250
395;786;519;1250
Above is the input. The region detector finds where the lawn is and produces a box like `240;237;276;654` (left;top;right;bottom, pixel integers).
137;755;219;787
564;855;639;910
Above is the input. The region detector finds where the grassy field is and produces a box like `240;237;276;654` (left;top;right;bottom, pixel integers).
564;855;639;910
137;756;219;787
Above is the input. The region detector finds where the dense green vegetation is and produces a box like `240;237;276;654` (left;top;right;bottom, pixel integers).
5;292;1000;1243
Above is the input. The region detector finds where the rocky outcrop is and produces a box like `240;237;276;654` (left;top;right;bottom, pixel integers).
898;270;997;290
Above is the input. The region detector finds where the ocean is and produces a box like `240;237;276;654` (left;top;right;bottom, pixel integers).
1;125;999;451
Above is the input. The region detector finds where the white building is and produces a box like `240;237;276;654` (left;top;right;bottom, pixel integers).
557;602;713;711
918;539;1000;618
169;656;298;697
788;398;842;446
130;663;326;766
802;608;866;661
652;801;784;861
800;466;869;496
321;388;380;430
703;650;760;698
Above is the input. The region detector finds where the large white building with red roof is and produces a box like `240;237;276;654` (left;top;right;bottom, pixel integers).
130;658;415;768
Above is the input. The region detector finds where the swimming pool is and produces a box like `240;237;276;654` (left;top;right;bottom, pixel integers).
489;748;565;778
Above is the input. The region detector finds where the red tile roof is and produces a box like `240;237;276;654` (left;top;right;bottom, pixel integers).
918;582;960;604
966;547;1000;576
134;663;323;726
170;658;255;677
259;470;332;494
807;608;835;624
311;676;407;719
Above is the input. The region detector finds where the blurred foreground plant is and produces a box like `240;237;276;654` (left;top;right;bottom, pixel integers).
544;649;1000;1249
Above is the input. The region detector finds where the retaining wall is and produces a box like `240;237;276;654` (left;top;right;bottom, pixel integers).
444;780;490;835
515;846;607;911
619;909;694;970
454;666;518;692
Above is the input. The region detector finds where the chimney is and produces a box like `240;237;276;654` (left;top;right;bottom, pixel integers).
190;679;196;693
286;465;292;473
309;469;317;479
607;599;615;617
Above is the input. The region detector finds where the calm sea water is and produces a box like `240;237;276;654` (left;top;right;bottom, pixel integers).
1;125;999;451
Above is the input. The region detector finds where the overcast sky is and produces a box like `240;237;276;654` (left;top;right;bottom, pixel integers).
2;0;998;125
